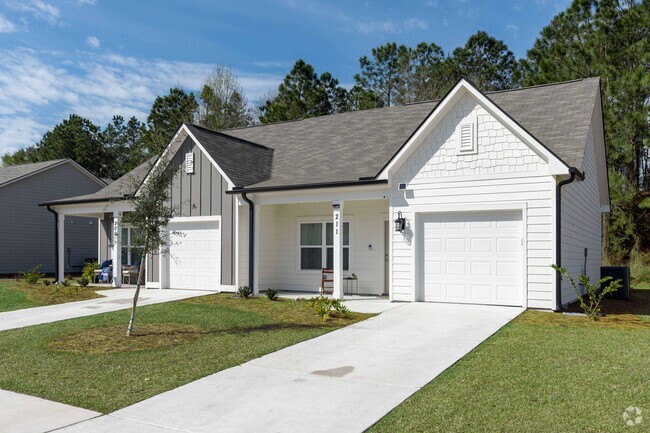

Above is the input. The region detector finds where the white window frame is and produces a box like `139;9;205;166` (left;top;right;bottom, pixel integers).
296;219;351;273
121;225;143;265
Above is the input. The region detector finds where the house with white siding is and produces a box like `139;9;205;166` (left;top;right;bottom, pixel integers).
42;77;609;311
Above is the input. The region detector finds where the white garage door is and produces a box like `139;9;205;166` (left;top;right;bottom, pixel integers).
419;211;523;306
168;220;221;291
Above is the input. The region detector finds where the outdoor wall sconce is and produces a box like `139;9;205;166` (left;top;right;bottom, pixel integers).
394;211;406;232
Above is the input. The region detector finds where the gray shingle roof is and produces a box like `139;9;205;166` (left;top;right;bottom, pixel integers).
41;158;155;206
221;77;600;189
0;159;69;187
186;124;273;186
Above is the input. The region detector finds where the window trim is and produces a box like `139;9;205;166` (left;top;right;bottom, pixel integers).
296;217;352;274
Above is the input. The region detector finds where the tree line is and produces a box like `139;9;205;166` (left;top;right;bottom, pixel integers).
2;0;648;265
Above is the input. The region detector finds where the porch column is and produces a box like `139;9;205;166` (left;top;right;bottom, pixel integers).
112;211;122;288
332;200;344;299
57;213;65;282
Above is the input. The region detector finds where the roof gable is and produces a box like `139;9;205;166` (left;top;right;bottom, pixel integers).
0;159;106;189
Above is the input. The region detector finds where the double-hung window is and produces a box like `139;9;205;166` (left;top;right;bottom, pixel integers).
299;222;350;271
121;226;143;265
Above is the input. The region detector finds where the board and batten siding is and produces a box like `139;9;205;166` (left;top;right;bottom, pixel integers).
96;136;234;286
256;200;388;294
390;92;556;309
0;162;102;274
560;120;602;305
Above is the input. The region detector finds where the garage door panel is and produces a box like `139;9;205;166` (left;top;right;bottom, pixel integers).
168;220;221;291
420;211;523;307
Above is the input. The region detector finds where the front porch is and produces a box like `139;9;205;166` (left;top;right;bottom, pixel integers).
244;194;391;299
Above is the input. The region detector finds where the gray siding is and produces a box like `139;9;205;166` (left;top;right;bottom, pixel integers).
167;137;235;285
0;163;104;274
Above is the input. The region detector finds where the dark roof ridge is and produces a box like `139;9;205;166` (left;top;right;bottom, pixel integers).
185;123;274;152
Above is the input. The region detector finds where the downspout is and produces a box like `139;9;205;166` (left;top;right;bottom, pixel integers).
555;167;585;311
241;193;255;291
46;205;59;282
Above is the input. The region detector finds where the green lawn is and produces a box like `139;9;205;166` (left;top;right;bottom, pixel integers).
0;279;104;312
0;294;370;413
370;288;650;433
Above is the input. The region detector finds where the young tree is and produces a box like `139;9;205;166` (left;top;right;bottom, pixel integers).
258;60;349;123
142;88;198;156
124;156;177;336
196;66;253;130
450;31;521;91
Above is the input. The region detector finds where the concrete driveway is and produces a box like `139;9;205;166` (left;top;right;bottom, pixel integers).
0;289;210;331
57;302;523;433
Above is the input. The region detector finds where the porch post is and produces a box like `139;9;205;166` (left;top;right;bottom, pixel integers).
112;211;122;288
332;200;344;299
57;213;65;282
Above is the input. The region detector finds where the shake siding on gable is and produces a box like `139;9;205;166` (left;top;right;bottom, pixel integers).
390;93;556;309
560;123;602;305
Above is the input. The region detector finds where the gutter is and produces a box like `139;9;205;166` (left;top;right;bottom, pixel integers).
555;167;585;311
241;193;255;291
46;205;60;282
39;196;128;207
227;179;388;194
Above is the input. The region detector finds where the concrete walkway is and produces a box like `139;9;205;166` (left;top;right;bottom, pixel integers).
0;390;99;433
0;289;210;331
57;302;523;433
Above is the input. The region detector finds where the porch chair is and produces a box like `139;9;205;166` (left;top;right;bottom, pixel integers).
95;259;112;283
320;268;334;295
122;260;142;285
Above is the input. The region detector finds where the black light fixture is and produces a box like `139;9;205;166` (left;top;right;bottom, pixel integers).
394;211;406;232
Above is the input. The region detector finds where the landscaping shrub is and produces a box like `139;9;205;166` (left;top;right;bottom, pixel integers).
266;289;278;301
237;286;252;298
552;265;622;319
305;296;351;321
22;265;45;284
82;261;98;282
77;277;89;287
60;279;71;287
43;280;51;286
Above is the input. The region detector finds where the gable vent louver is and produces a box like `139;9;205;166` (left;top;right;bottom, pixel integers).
457;121;477;154
185;152;195;174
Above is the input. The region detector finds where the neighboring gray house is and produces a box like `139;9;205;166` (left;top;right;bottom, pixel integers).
0;159;106;275
45;78;609;311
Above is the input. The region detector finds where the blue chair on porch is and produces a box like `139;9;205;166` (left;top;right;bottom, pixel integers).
97;259;112;283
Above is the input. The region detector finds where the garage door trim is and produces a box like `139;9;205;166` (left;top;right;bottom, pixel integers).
412;202;528;308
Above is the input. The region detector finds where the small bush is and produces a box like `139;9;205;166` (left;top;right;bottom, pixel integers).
22;265;45;284
552;265;621;319
77;277;89;287
266;289;278;301
237;286;252;299
43;280;52;286
305;296;351;321
82;261;98;281
60;279;71;287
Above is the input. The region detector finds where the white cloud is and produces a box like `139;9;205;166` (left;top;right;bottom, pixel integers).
0;14;17;32
0;48;283;154
7;0;60;25
345;17;428;35
86;35;100;49
252;60;293;69
425;0;438;6
76;0;97;5
442;18;449;27
506;24;519;36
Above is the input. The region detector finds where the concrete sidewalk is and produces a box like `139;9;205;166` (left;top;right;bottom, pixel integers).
0;389;99;433
57;302;523;433
0;289;210;331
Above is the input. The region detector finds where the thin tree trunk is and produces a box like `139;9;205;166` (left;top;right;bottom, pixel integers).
126;249;147;337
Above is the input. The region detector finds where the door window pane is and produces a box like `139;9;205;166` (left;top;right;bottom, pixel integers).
300;248;322;270
300;223;322;246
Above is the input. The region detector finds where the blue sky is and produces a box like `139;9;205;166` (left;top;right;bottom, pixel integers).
0;0;571;155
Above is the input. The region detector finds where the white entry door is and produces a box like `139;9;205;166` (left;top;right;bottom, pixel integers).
168;219;221;291
419;211;523;306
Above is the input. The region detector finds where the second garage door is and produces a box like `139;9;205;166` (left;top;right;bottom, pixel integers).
168;219;221;291
419;211;523;306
